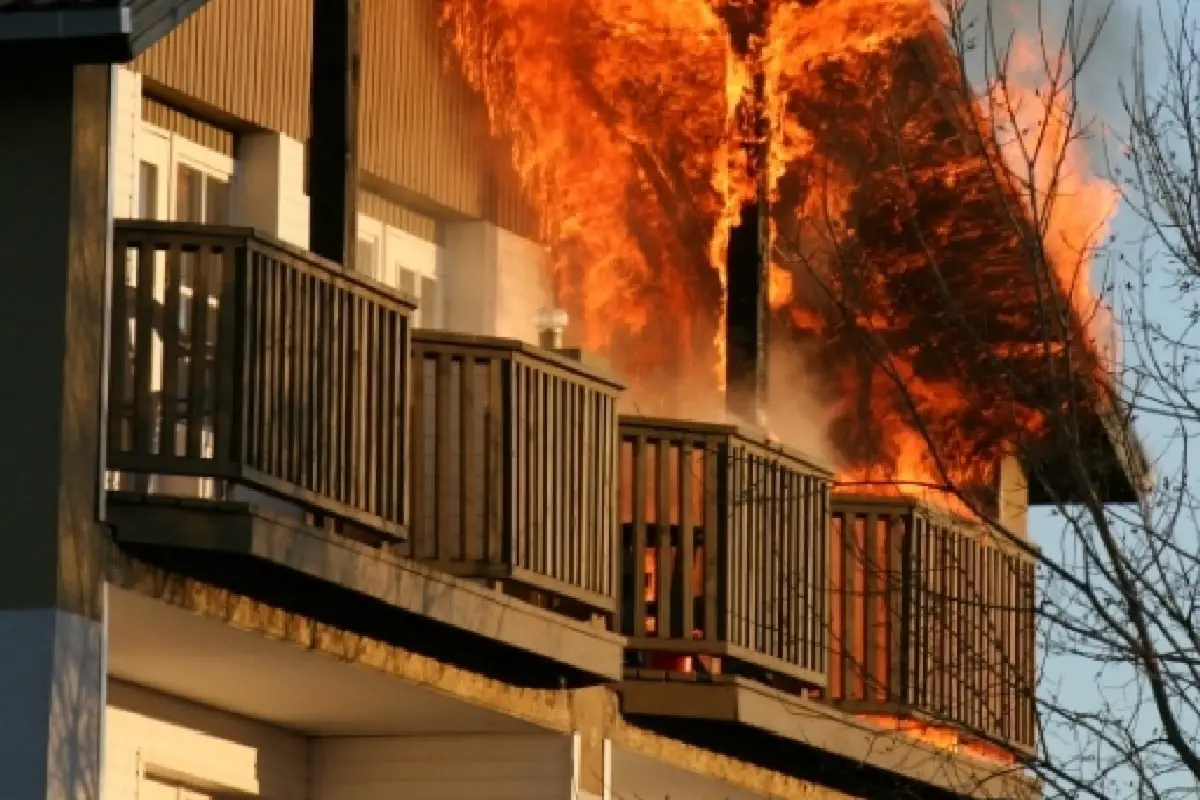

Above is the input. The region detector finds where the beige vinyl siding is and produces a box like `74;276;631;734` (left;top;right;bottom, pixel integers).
142;96;235;157
131;0;537;231
311;733;573;800
133;0;310;142
358;0;485;218
360;191;438;243
104;681;308;800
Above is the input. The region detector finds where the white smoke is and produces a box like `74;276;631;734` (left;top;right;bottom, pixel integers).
954;0;1139;154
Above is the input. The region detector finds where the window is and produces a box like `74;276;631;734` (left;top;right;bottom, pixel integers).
121;123;230;501
175;163;230;224
397;266;441;329
356;235;379;278
138;161;160;220
381;224;441;330
420;275;441;329
134;123;235;226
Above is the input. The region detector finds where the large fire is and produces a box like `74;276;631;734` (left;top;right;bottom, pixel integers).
439;0;1117;515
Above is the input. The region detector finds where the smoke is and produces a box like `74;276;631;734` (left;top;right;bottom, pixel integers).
765;340;836;467
615;339;835;468
955;0;1138;162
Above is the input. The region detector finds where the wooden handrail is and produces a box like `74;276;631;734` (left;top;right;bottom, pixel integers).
107;219;414;536
404;331;622;619
619;416;832;689
828;498;1038;755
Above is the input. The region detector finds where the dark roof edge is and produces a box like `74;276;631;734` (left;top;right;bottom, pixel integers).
0;6;132;63
0;6;130;42
0;0;212;63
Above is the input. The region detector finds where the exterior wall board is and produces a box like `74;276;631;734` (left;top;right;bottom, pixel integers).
142;96;235;156
311;734;573;800
237;130;311;248
442;220;552;344
133;0;310;142
361;191;438;243
132;0;536;228
104;681;309;800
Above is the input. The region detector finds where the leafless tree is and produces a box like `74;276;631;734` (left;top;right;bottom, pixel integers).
766;0;1200;797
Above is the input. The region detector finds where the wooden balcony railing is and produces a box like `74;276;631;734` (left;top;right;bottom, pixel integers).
828;497;1037;754
404;332;623;621
108;221;413;536
619;417;832;689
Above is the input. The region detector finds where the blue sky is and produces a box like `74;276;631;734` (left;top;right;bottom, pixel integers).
979;0;1195;794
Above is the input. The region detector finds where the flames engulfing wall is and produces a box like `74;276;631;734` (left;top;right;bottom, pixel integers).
441;0;1116;504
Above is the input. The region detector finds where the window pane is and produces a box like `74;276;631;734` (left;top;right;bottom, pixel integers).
398;269;417;296
137;161;159;220
356;238;378;277
419;276;440;329
176;164;204;223
205;175;230;224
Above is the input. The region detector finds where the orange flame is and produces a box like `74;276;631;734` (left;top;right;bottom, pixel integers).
441;0;1118;518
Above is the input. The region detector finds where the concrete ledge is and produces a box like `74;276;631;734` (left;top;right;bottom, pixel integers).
108;562;855;800
620;676;1040;800
106;494;625;683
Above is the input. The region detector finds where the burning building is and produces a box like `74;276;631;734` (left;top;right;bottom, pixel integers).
7;0;1152;798
440;0;1142;514
436;0;1147;767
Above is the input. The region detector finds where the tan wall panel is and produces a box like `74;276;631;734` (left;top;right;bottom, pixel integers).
360;191;438;243
360;0;485;218
133;0;311;140
142;96;235;156
134;0;537;231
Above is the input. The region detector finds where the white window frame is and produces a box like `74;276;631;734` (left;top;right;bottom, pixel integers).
356;213;386;282
135;121;235;226
353;212;442;329
385;224;442;329
136;130;171;221
118;122;232;501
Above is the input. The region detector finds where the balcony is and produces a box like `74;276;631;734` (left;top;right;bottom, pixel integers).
827;496;1037;755
618;417;831;690
104;220;625;685
107;220;412;534
101;218;1038;792
404;331;622;622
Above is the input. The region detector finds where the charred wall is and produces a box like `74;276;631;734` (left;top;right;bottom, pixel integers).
132;0;537;234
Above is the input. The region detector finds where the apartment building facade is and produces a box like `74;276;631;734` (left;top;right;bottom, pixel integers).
0;1;1142;799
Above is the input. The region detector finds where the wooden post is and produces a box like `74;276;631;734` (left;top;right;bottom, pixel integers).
723;1;771;426
0;63;110;800
994;454;1029;540
309;0;361;269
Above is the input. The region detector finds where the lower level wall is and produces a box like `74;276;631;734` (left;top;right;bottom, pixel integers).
311;734;574;800
103;681;308;799
103;682;577;800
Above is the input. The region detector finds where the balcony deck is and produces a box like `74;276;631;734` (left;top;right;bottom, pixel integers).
103;219;1042;796
618;416;832;691
108;220;413;535
405;331;622;623
104;220;624;684
828;496;1038;756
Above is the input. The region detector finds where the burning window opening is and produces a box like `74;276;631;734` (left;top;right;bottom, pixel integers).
439;0;1123;521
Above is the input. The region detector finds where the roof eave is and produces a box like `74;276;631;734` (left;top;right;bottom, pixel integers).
1027;401;1149;506
0;0;211;64
0;5;133;62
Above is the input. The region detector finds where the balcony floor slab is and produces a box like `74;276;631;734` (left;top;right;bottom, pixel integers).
619;673;1040;800
107;584;543;736
105;493;625;685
